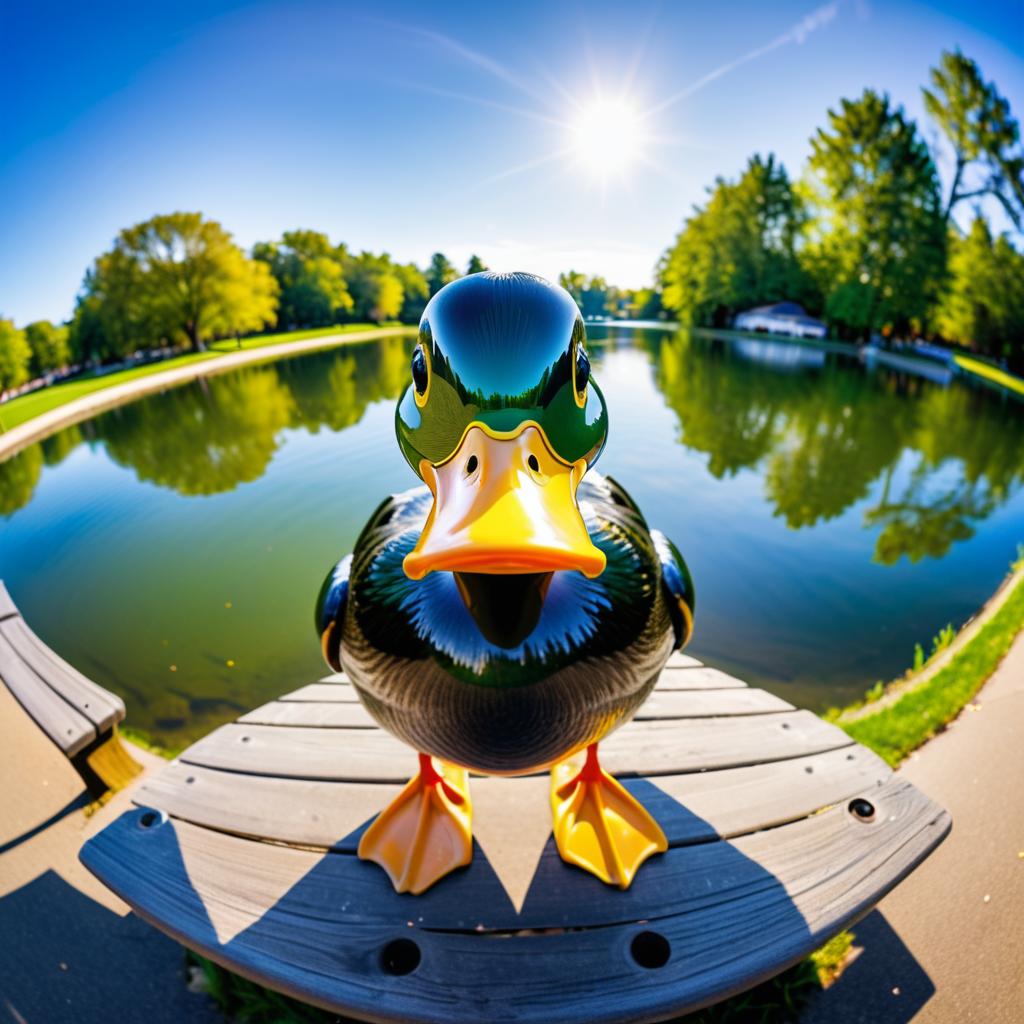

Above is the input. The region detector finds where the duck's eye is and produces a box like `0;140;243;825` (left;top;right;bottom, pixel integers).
411;347;429;396
574;346;591;403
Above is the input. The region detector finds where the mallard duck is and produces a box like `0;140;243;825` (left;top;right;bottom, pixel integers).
316;272;694;894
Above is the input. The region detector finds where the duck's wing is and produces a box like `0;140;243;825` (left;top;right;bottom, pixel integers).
651;528;695;650
315;487;433;671
315;553;351;672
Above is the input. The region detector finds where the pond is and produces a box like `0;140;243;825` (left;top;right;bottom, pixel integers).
3;327;1023;749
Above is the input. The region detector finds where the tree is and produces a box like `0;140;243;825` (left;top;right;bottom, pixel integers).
395;263;430;323
558;271;587;308
0;318;31;393
466;254;488;274
345;252;407;323
81;213;278;353
660;154;814;327
25;320;71;375
252;230;352;329
933;215;1024;369
805;91;945;340
923;49;1024;228
425;252;458;297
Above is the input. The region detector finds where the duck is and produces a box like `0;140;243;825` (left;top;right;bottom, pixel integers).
316;271;695;895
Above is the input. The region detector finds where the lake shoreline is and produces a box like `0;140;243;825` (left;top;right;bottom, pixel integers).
0;324;417;462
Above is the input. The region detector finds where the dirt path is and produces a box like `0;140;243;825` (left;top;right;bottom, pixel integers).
802;632;1024;1023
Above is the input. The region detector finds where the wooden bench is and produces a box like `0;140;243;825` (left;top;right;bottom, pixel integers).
80;653;949;1022
0;581;141;797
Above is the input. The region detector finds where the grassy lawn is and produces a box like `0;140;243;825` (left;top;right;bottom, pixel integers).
954;353;1024;397
0;322;407;432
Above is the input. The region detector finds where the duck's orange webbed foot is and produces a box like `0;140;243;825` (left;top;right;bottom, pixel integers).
358;753;473;894
550;743;667;889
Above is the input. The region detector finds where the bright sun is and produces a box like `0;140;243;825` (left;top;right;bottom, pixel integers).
570;98;646;180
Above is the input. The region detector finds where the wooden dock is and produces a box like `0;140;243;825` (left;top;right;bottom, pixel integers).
80;653;950;1023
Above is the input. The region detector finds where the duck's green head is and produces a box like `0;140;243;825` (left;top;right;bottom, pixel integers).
397;271;608;583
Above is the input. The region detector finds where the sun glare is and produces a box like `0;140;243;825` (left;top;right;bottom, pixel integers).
570;98;646;180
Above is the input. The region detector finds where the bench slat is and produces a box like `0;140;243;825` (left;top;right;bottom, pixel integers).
635;688;792;718
0;581;18;620
239;701;378;728
280;683;359;703
0;617;124;732
0;630;96;756
81;779;948;1024
655;666;748;690
137;744;890;851
179;711;852;782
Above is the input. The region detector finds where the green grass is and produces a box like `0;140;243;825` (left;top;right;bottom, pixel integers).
954;353;1024;397
0;322;407;432
839;568;1024;766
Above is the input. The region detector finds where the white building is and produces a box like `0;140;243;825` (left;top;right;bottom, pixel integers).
734;302;827;340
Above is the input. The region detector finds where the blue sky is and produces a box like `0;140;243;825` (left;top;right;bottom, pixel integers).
2;0;1022;324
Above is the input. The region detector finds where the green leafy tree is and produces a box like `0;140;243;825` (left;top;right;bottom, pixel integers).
345;252;406;323
660;154;814;327
252;230;352;329
466;254;488;274
804;91;945;340
933;216;1024;369
425;252;458;297
923;49;1024;228
0;318;31;392
558;271;587;308
395;263;430;322
25;320;71;375
81;212;278;353
0;444;43;516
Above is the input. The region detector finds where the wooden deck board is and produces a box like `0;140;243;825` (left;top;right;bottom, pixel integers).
138;745;890;851
81;778;949;1024
279;682;359;703
0;582;18;620
239;700;378;728
0;616;124;732
654;666;748;690
635;688;792;718
0;629;96;756
178;711;853;782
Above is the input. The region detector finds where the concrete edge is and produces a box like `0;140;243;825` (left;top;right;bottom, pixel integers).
0;326;417;462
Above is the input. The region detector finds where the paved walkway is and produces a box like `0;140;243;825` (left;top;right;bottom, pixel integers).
0;685;221;1024
802;631;1024;1023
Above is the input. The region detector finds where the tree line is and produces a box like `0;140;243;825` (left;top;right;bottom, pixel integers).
2;47;1023;395
658;49;1024;369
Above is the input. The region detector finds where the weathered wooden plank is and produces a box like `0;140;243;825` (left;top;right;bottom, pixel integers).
0;616;124;732
179;711;852;782
0;630;96;756
0;581;18;620
655;666;748;690
239;701;377;728
664;651;702;668
279;683;359;703
81;778;949;1024
139;744;889;851
636;688;792;719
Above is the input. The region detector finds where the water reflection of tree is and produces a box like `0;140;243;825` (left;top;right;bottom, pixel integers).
0;444;43;517
655;328;1024;562
100;368;296;496
0;337;414;510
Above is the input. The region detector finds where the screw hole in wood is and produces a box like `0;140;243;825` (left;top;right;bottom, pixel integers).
631;930;671;969
380;938;421;976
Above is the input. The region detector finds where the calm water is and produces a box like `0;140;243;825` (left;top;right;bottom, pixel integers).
3;327;1023;748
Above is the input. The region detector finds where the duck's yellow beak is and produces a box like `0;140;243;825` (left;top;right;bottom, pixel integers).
402;423;607;581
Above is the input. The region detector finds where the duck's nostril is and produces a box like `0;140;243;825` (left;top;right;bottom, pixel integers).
528;454;540;473
466;455;478;475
